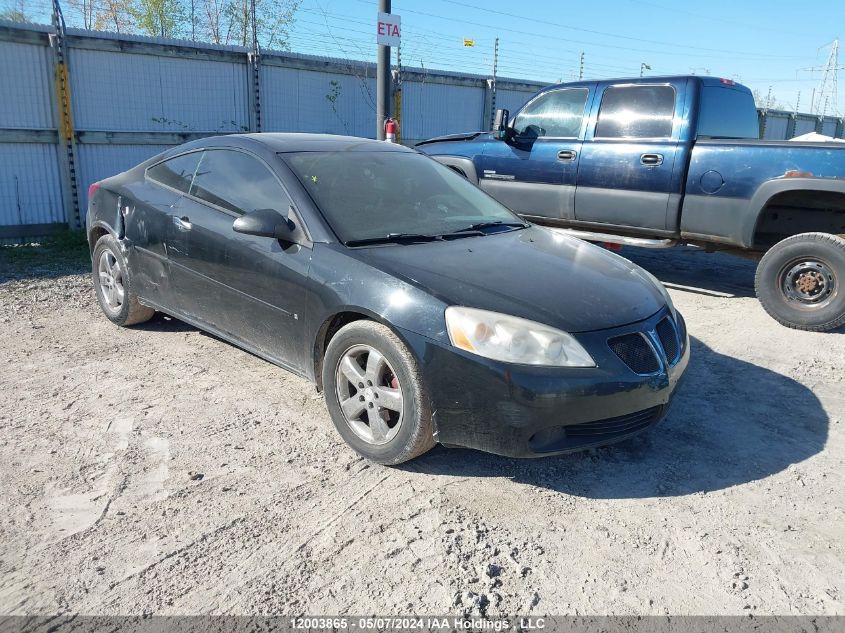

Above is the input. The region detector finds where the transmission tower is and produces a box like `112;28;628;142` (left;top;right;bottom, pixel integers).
804;39;842;115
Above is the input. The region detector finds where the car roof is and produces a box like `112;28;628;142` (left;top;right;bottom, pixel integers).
540;75;752;94
179;132;415;154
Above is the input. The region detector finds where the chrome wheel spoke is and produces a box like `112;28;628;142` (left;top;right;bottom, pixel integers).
364;349;386;384
377;386;402;412
366;409;389;443
340;396;366;419
339;356;366;385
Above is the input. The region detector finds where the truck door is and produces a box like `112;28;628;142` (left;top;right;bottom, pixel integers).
575;83;683;231
477;86;592;221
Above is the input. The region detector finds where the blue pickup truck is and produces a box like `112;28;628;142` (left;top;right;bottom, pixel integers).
417;76;845;331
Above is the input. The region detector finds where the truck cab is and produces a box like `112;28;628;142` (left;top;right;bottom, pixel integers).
418;76;845;332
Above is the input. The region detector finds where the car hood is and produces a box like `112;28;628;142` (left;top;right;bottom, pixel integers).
346;226;666;333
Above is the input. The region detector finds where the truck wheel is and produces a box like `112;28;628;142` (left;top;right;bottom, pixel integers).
755;232;845;332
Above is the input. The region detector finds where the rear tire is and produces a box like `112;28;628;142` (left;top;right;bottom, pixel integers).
755;232;845;332
322;320;435;464
92;234;155;327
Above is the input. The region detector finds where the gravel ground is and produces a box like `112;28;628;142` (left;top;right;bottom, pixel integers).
0;245;843;616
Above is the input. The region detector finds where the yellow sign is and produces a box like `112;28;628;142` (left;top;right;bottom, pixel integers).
463;39;475;47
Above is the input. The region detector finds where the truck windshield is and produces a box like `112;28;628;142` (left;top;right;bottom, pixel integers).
697;86;760;139
282;151;524;244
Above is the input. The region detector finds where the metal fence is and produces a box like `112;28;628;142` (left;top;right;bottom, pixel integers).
0;20;544;239
1;20;844;239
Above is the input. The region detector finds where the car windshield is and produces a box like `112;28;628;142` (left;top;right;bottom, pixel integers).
282;150;524;244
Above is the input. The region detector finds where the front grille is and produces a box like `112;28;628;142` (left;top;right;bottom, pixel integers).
608;333;660;374
564;405;664;438
655;317;679;364
528;405;665;452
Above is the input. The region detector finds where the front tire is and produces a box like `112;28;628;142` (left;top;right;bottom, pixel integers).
92;234;155;327
755;232;845;332
322;320;435;464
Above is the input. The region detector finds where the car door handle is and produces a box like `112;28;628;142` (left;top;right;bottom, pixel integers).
172;215;192;231
640;153;664;166
557;149;577;161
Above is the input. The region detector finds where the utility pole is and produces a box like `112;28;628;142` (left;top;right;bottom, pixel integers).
802;38;842;115
579;52;584;80
376;0;391;140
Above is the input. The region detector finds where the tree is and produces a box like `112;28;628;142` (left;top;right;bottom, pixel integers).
131;0;186;38
752;88;783;111
64;0;136;32
257;0;298;49
0;0;30;22
94;0;136;33
200;0;298;49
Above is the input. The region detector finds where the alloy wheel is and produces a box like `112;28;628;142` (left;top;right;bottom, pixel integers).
335;344;404;445
98;248;125;314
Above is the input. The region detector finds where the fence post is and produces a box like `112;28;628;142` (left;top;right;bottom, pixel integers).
247;52;262;133
785;114;796;140
482;79;494;131
50;0;81;229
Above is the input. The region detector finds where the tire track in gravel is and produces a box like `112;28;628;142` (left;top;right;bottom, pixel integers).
3;262;845;616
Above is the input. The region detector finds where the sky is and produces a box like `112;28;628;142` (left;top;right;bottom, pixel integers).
285;0;844;115
14;0;844;115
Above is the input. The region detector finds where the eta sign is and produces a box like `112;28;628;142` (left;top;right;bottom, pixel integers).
376;12;400;47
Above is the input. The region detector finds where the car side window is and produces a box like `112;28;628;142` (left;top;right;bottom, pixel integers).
512;88;589;139
146;152;202;193
595;85;676;138
190;149;289;215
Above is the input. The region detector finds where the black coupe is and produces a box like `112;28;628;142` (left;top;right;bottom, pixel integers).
87;134;688;464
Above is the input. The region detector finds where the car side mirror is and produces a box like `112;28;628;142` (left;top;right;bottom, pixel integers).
232;208;297;242
493;108;510;140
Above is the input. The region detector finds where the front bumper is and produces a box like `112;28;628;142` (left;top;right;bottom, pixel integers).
401;307;689;458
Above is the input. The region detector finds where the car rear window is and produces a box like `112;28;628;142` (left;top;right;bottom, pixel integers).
146;151;202;193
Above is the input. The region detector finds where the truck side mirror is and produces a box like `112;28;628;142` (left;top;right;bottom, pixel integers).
493;108;510;140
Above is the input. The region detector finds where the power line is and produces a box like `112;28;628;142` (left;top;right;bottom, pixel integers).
430;0;810;58
367;0;820;61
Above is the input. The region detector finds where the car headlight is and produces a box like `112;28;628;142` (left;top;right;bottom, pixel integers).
445;306;595;367
640;269;676;320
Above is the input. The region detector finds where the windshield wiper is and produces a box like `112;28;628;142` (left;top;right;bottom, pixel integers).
344;233;441;247
449;220;529;234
